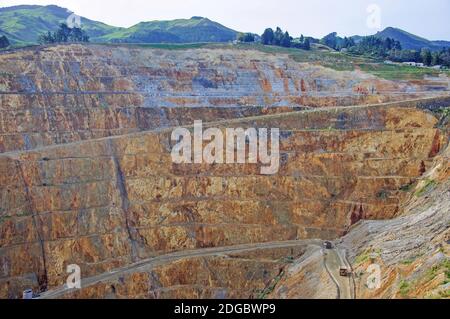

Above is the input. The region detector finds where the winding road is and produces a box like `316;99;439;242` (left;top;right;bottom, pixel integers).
323;248;355;299
38;240;354;299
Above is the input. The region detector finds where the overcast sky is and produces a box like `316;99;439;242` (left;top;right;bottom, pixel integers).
1;0;449;40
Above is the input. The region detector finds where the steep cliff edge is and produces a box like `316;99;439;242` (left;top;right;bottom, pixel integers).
340;142;449;299
0;100;447;298
0;44;435;153
269;130;449;299
0;44;448;299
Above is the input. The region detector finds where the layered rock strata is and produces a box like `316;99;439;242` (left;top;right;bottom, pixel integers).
0;100;446;298
0;44;432;153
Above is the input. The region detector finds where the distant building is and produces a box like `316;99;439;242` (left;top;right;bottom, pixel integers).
431;65;443;70
402;62;424;67
384;60;395;64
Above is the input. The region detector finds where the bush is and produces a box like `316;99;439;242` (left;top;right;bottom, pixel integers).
260;27;310;50
38;23;89;44
0;35;10;49
238;33;255;43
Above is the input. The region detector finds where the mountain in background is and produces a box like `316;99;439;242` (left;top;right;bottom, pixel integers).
0;5;119;45
0;5;238;45
1;5;449;50
97;16;238;44
362;27;450;51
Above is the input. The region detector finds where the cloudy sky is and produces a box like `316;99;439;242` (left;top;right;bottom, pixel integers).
1;0;449;40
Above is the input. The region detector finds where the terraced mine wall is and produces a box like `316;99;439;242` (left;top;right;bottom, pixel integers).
0;101;447;298
0;44;428;153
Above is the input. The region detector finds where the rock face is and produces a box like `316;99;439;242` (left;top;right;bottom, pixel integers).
59;246;309;299
267;141;449;300
0;44;426;153
0;44;448;299
342;143;449;299
0;99;447;298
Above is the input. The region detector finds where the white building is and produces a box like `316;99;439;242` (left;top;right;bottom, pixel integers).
402;62;424;67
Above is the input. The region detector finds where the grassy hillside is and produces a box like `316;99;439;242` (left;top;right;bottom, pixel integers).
0;5;118;45
374;27;450;51
98;17;238;43
0;5;238;45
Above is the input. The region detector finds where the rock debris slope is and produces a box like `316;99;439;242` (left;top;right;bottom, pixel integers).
0;44;448;299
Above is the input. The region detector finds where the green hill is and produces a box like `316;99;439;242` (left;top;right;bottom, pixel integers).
98;16;238;43
0;5;118;45
2;5;447;50
0;5;238;45
374;27;450;51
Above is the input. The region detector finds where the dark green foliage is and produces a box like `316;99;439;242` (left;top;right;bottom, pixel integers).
261;28;274;45
321;32;338;49
388;49;421;63
0;35;10;48
439;48;450;67
387;47;450;67
0;5;117;45
347;35;401;58
340;37;355;50
320;33;357;51
281;31;291;48
38;23;89;44
238;32;255;43
0;6;237;45
260;27;309;50
273;27;283;46
420;48;432;66
303;38;311;50
324;30;449;68
292;37;311;50
101;17;238;43
431;51;441;66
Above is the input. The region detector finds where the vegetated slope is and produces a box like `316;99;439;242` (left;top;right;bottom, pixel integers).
374;27;450;51
98;17;238;43
0;5;238;45
0;27;24;45
0;5;118;45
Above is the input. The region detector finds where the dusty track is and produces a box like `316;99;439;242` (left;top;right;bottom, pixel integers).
324;248;355;299
38;239;357;299
39;240;321;299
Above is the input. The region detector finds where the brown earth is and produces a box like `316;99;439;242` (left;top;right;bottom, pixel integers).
0;44;449;299
0;44;438;153
1;99;448;298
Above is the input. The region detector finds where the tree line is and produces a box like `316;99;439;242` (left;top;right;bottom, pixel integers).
0;35;10;49
38;23;89;44
320;32;450;67
388;48;450;67
321;32;402;55
241;27;449;68
261;27;312;50
238;27;311;50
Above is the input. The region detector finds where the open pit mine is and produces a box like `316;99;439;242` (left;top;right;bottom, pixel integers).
0;44;449;299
